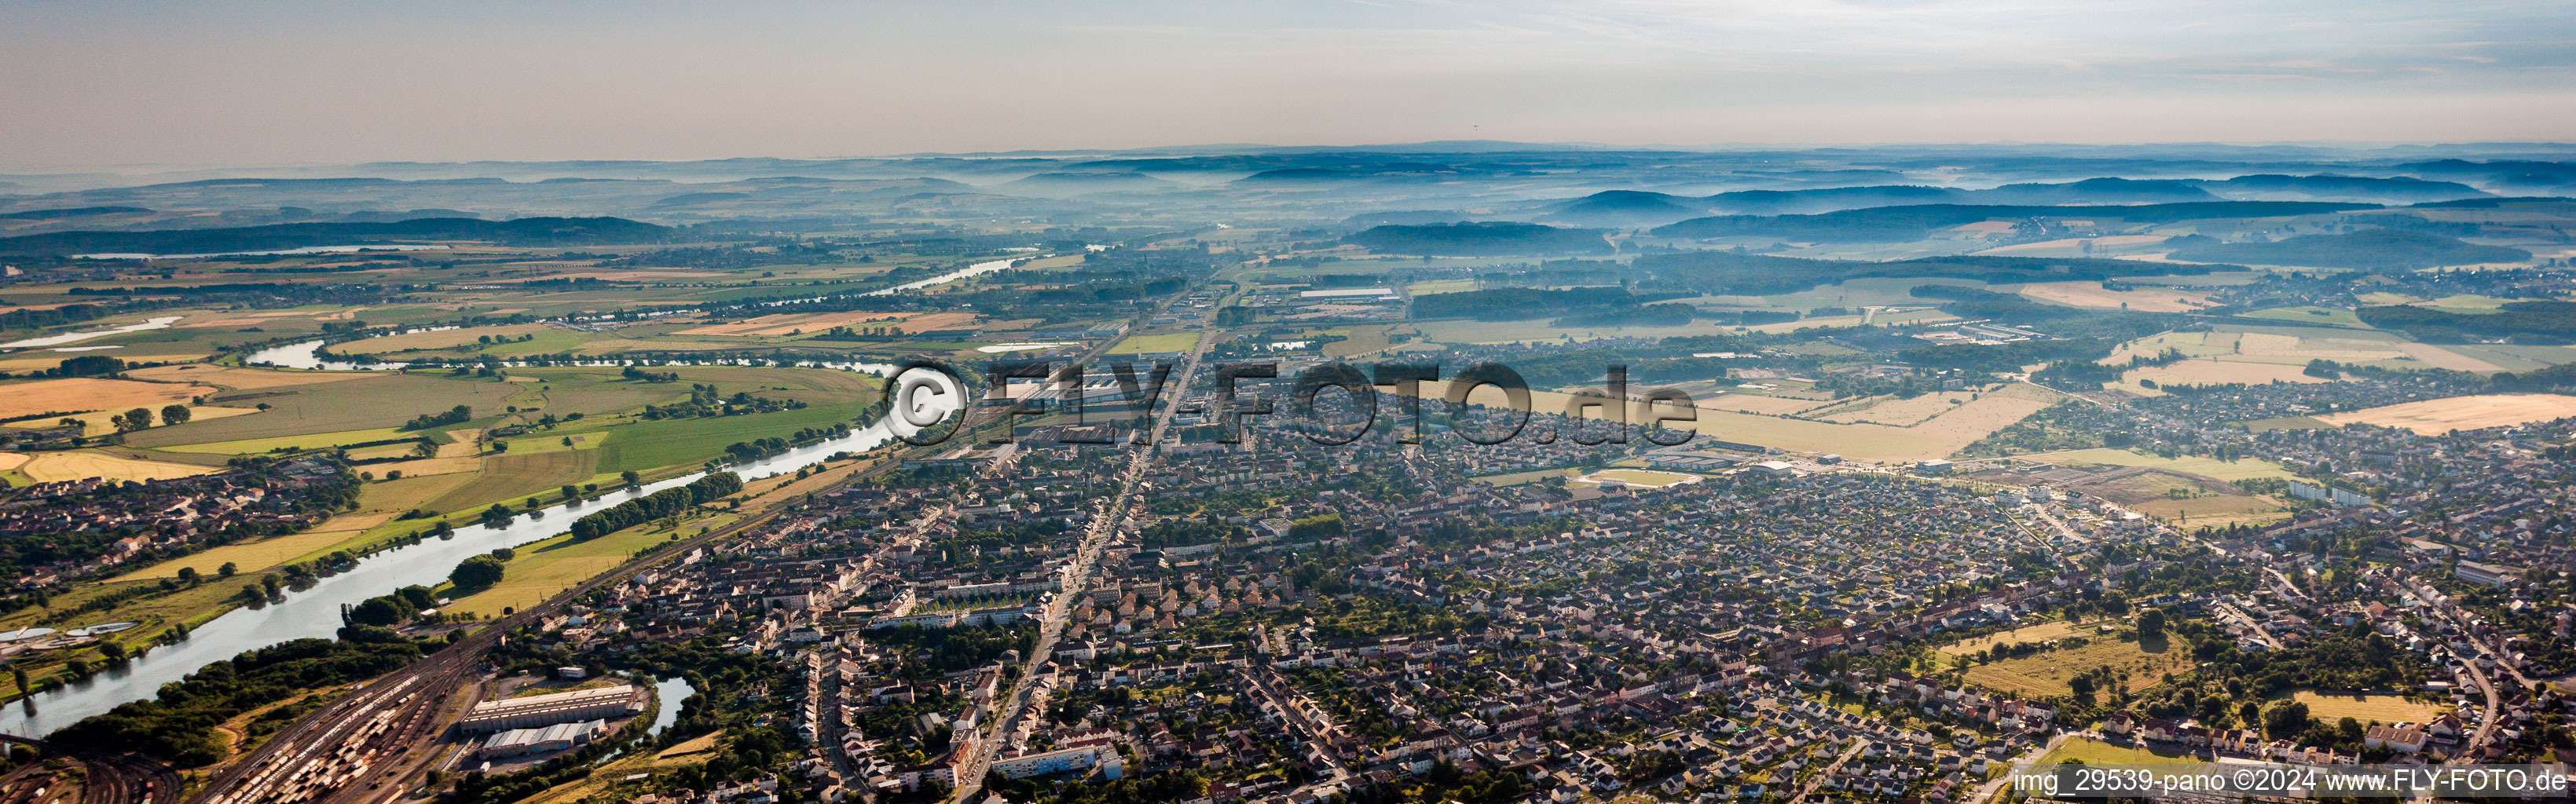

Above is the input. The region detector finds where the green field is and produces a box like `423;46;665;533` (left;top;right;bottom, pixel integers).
126;374;525;449
156;426;417;455
2240;306;2366;327
442;514;727;617
2033;738;2206;767
1948;632;2192;698
2028;448;2297;483
1107;333;1200;354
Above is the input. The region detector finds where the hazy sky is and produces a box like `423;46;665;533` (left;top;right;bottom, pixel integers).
3;0;2571;170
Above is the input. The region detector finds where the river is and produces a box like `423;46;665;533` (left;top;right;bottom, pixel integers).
0;258;1006;737
0;316;183;349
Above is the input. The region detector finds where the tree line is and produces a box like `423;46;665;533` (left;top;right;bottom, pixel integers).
567;472;742;541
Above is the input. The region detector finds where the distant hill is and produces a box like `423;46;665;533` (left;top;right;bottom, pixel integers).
1633;250;2222;296
1653;201;2376;243
0;217;678;257
1236;163;1457;184
1537;191;1709;228
1704;185;1956;216
2167;228;2530;269
1343;210;1488;228
998;171;1184;196
652;192;753;207
1975;177;2219;205
2358;300;2576;344
2398;159;2576;196
2204;174;2486;204
0;206;150;221
1530;174;2479;221
1344;221;1613;256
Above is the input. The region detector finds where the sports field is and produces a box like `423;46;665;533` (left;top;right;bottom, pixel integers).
2314;393;2576;435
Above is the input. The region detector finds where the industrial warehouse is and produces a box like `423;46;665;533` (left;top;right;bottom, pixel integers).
459;685;647;733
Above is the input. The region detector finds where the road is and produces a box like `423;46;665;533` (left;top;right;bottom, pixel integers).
1790;738;1865;802
1963;732;2075;804
946;327;1218;803
2381;572;2516;762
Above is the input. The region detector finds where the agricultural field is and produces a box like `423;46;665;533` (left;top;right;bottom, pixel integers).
124;373;524;448
2025;448;2296;483
2240;306;2366;327
0;376;207;419
2104;326;2511;393
2314;393;2576;435
124;364;372;390
20;451;218;482
1405;379;2054;463
2014;280;2217;312
1814;389;1988;426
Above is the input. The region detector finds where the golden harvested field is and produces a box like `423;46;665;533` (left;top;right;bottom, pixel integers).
2393;342;2505;372
0;377;204;418
1817;390;1984;426
2104;329;2500;383
112;512;401;581
2028;448;2296;483
22;451;218;482
1700;393;1819;415
124;364;368;390
1956;634;2192;698
2315;393;2576;435
2288;691;2446;725
2017;280;2215;312
1407;380;2053;462
8;404;261;437
2123;359;2327;389
1577;469;1702;488
1325;324;1396;358
0;453;27;473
